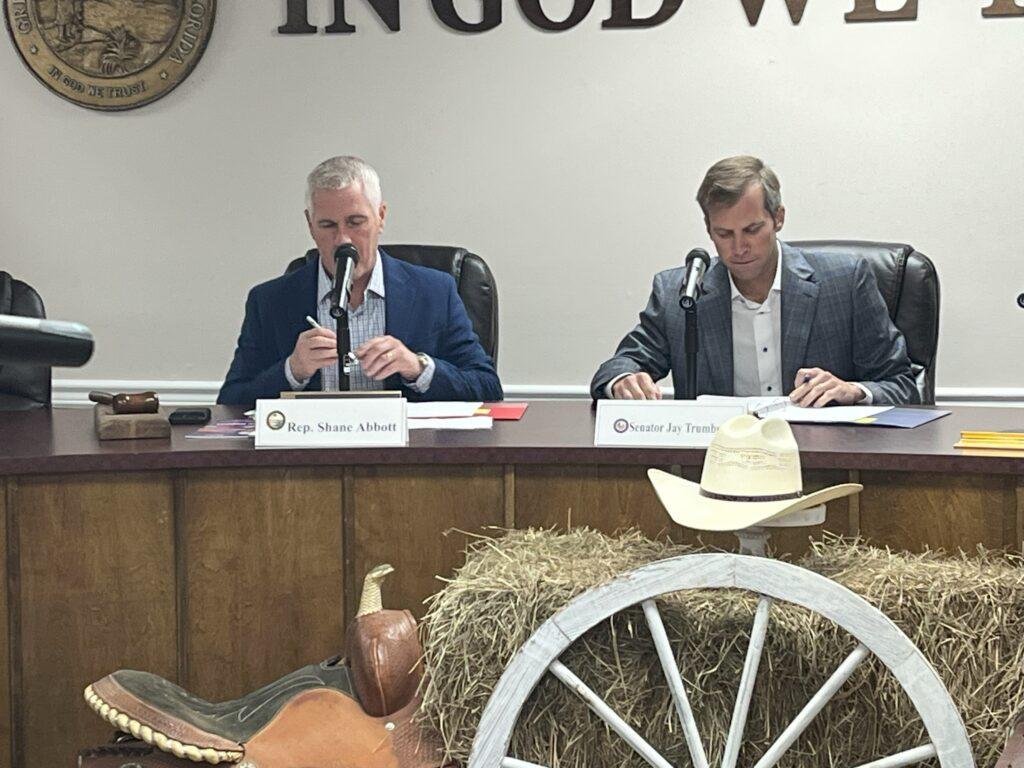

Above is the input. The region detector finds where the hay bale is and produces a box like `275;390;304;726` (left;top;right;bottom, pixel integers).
419;529;1024;767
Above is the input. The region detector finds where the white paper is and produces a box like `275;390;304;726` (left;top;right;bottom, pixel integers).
697;395;789;416
779;405;891;423
407;401;483;419
697;395;891;424
408;416;493;430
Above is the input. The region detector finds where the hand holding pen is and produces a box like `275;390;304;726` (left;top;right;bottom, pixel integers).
790;367;866;408
287;315;338;381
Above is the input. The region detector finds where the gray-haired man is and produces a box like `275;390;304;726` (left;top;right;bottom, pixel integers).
218;156;502;406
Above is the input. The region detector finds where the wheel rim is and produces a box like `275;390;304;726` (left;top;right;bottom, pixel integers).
468;553;974;768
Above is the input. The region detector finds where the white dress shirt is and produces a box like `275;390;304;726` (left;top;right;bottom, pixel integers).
285;251;435;392
730;255;784;397
607;243;872;402
730;244;871;403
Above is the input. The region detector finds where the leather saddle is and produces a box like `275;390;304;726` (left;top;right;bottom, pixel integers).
81;565;445;768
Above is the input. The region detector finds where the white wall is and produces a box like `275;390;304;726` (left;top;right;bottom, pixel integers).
2;1;1022;397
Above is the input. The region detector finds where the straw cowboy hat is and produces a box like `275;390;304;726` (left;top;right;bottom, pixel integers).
648;414;862;532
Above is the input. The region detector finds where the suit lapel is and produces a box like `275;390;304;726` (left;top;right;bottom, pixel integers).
380;253;421;389
697;261;733;395
381;252;418;341
780;244;819;390
284;257;319;347
282;257;321;388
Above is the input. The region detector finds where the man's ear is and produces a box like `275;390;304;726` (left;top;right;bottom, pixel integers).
378;202;388;229
774;205;786;231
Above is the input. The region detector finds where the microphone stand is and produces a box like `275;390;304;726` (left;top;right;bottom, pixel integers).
336;312;351;391
679;249;709;401
329;247;358;392
676;285;701;400
682;299;698;400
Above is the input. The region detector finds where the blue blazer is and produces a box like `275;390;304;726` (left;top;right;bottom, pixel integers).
217;252;502;406
590;244;919;404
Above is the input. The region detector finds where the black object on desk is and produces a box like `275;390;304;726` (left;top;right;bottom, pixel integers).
169;408;211;426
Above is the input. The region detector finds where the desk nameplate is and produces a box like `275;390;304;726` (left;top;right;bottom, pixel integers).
594;401;745;448
255;398;408;448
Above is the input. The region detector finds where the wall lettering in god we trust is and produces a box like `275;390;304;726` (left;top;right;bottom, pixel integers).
278;0;1024;34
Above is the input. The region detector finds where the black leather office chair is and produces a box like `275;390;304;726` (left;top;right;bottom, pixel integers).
791;241;940;404
0;271;52;410
286;245;499;365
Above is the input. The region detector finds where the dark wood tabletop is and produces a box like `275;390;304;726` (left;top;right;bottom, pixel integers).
0;401;1023;475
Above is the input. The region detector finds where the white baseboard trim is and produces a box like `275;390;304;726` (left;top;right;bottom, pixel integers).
51;379;1024;407
53;379;222;407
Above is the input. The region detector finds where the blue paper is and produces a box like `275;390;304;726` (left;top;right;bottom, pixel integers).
853;408;950;429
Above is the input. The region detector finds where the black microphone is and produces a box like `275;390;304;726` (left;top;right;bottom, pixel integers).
329;244;359;319
0;315;94;367
679;248;711;311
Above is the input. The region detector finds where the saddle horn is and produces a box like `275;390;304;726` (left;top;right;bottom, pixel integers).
346;563;424;718
357;563;396;617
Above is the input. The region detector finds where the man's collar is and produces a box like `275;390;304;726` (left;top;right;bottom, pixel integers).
318;249;386;303
728;240;784;304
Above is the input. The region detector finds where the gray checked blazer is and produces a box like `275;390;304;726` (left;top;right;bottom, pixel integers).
589;243;919;405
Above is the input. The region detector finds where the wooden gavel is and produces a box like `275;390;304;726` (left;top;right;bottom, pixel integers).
88;390;160;414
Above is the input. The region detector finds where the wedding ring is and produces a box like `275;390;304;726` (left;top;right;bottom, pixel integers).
385;351;393;361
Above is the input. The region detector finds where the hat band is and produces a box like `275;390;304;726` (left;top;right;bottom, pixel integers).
699;489;804;503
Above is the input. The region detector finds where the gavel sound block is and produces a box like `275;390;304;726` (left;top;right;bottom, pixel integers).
94;405;170;440
91;391;170;440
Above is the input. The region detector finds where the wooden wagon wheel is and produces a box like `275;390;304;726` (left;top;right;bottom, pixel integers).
468;553;974;768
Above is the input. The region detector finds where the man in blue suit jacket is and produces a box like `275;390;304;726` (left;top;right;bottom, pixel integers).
218;157;502;406
591;156;918;406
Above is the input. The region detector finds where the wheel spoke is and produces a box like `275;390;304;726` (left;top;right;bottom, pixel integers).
751;643;871;768
549;659;675;768
722;596;772;768
502;758;550;768
850;744;938;768
642;599;710;768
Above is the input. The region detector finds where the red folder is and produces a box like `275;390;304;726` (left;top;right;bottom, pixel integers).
476;402;529;420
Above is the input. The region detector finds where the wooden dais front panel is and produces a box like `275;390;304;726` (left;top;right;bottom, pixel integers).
514;464;678;540
10;472;177;768
180;468;346;701
859;471;1020;552
1;479;10;768
349;466;505;620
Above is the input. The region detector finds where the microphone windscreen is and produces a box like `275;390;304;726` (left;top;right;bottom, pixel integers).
334;243;359;264
0;315;94;367
685;248;711;267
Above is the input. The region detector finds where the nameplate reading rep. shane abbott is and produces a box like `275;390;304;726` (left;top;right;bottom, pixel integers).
255;397;408;448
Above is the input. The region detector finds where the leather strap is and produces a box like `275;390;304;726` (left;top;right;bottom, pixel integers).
699;489;804;502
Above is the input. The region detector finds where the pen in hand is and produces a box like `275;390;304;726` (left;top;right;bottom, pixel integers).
306;314;359;372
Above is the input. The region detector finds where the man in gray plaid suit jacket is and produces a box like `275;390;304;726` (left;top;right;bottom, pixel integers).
590;156;918;406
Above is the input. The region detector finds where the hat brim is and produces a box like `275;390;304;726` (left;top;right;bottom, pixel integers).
648;468;863;532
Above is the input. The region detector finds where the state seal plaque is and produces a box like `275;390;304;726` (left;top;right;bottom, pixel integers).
4;0;215;110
